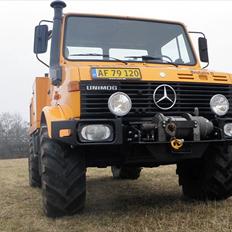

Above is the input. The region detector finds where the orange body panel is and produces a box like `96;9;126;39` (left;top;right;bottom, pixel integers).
29;77;51;135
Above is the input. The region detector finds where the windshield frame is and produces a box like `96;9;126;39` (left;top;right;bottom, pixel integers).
63;14;197;66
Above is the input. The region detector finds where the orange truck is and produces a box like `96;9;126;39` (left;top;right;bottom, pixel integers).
29;0;232;217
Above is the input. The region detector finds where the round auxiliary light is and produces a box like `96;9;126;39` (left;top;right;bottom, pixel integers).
210;94;229;116
224;123;232;137
108;92;132;116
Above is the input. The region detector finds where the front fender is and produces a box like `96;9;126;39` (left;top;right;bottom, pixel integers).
42;105;74;138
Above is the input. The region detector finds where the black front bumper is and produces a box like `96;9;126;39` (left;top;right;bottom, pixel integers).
51;116;232;165
51;115;232;145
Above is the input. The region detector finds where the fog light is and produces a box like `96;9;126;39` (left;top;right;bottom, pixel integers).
80;124;111;141
224;123;232;137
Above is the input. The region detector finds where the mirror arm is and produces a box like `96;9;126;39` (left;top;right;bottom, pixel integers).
39;20;53;25
189;31;206;38
36;54;49;68
202;61;209;69
48;30;52;40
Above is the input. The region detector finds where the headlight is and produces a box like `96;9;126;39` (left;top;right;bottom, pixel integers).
210;94;229;116
224;123;232;137
80;124;112;141
108;92;132;116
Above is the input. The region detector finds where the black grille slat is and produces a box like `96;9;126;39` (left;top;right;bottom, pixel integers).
80;81;232;119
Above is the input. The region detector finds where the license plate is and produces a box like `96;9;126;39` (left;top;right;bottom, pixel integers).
91;68;141;79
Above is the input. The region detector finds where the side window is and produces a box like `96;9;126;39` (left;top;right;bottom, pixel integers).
177;34;190;63
161;34;191;64
161;38;179;62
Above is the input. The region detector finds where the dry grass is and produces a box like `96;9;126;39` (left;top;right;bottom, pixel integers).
1;159;232;232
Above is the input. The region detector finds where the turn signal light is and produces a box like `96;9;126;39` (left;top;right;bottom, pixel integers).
54;91;61;100
68;81;80;92
59;129;72;137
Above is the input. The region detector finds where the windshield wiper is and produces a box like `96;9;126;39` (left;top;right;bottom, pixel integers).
69;53;128;65
125;55;178;67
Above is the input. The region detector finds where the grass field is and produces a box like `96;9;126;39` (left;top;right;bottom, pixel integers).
1;159;232;232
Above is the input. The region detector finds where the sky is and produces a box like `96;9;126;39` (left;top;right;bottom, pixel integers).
0;0;231;121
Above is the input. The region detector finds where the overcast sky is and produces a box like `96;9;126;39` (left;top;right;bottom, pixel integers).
0;0;231;121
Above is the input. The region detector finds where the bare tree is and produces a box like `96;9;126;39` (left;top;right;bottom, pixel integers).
0;113;29;158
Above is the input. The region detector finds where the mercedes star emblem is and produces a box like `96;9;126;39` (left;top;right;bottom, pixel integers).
153;84;176;110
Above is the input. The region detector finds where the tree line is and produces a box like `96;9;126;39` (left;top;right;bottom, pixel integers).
0;113;29;159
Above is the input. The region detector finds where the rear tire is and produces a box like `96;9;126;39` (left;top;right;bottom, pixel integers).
111;166;142;180
40;127;86;218
28;138;41;188
177;143;232;200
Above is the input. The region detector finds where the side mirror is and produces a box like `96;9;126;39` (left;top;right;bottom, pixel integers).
198;37;209;63
34;25;48;54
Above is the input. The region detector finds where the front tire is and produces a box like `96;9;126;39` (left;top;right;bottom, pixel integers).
111;166;142;180
40;127;86;218
177;143;232;200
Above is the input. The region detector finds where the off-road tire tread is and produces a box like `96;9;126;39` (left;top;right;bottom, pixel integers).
177;144;232;200
40;127;86;218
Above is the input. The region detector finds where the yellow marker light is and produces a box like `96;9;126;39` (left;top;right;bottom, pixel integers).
59;129;72;137
68;81;80;92
54;91;61;100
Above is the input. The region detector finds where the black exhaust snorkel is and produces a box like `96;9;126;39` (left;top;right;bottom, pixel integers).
50;0;66;86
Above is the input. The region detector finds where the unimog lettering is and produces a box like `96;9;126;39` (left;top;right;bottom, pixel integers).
86;85;118;91
29;0;232;218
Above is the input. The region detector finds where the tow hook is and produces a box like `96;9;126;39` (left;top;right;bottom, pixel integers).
170;137;184;150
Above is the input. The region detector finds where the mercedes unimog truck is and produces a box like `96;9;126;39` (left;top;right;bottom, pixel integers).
29;0;232;217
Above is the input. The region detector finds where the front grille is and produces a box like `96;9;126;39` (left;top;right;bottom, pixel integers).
80;81;232;119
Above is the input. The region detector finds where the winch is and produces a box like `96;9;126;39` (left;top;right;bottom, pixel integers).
126;113;214;145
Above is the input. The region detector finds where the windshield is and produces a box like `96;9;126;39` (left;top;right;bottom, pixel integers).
64;16;196;65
